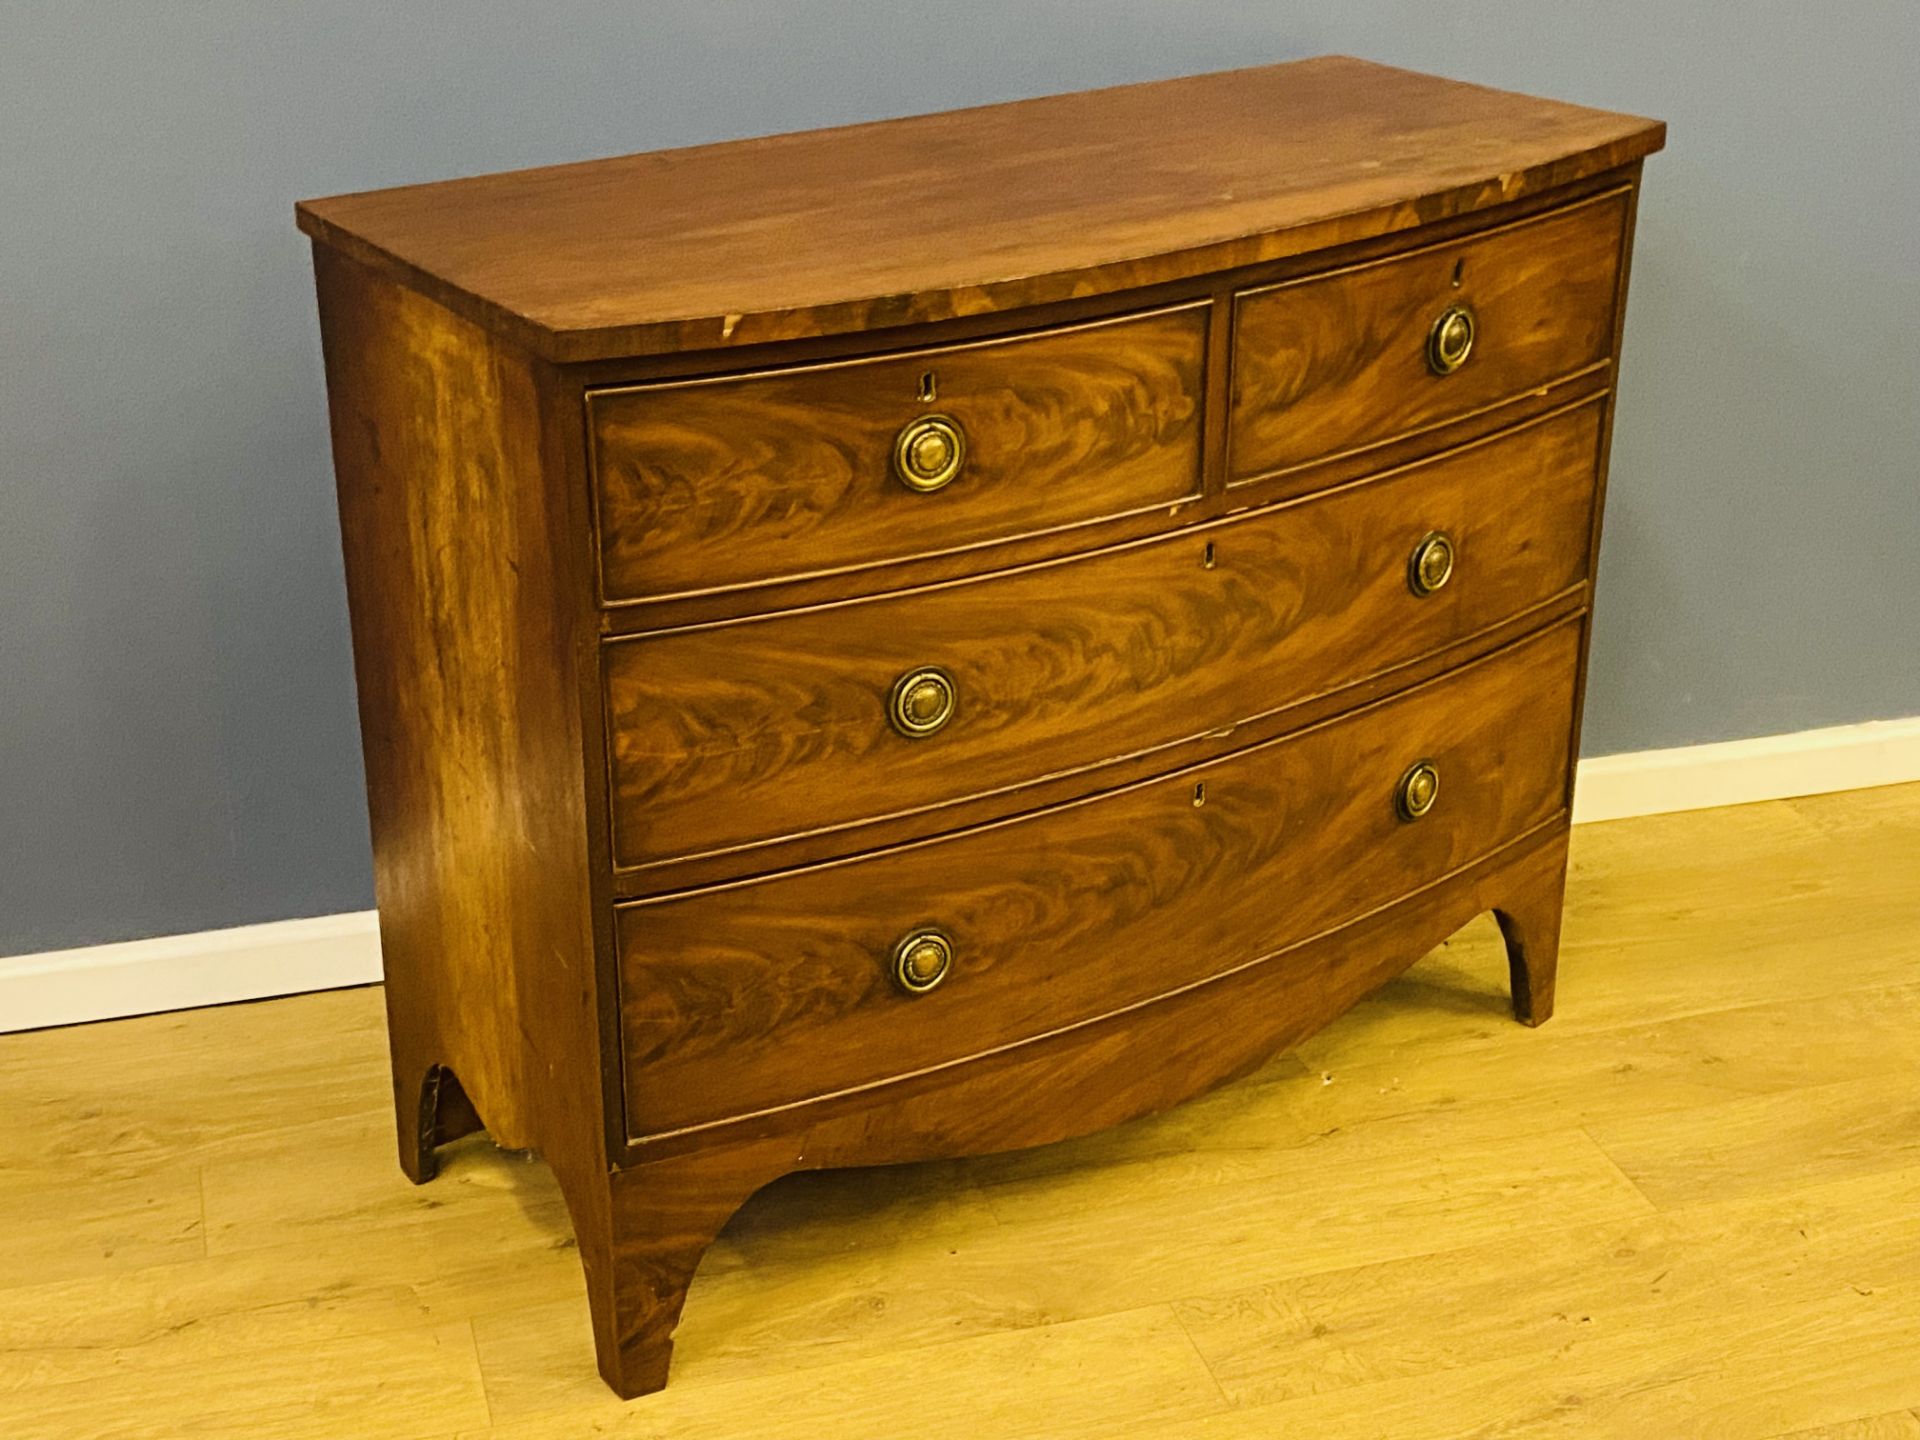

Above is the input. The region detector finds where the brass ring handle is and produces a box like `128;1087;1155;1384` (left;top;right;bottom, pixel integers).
1427;304;1476;375
893;414;967;493
1407;530;1456;597
1396;760;1441;822
890;927;954;995
888;666;957;738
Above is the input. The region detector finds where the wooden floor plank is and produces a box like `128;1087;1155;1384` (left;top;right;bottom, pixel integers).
0;1319;485;1440
1772;1414;1920;1440
198;1117;569;1258
0;1167;204;1291
1139;1285;1920;1439
465;1305;1228;1440
0;1165;580;1396
1587;1072;1920;1209
0;987;390;1185
1172;1160;1920;1408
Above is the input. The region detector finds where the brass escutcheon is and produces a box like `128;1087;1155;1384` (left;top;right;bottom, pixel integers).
1407;530;1456;597
1396;760;1442;822
888;666;957;738
890;927;954;995
1427;304;1476;375
892;413;966;492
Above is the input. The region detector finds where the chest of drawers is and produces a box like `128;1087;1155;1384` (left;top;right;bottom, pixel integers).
298;57;1663;1397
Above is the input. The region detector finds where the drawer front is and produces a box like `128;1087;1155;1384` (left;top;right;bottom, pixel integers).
1228;189;1626;483
605;399;1601;871
589;304;1207;604
617;622;1579;1136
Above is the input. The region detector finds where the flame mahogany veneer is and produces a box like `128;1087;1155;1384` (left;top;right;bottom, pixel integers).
299;57;1663;1397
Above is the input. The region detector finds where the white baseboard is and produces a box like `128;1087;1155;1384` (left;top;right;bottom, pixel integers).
1571;715;1920;825
3;716;1916;1033
0;910;381;1035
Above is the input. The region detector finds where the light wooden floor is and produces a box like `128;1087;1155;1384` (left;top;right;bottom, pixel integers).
3;784;1918;1439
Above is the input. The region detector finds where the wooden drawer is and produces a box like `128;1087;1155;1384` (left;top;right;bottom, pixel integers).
588;304;1207;605
617;621;1578;1137
1228;189;1627;484
604;399;1601;872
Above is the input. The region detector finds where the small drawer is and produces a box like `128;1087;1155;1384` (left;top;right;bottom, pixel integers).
1228;189;1627;483
604;399;1602;872
616;622;1578;1137
588;304;1207;605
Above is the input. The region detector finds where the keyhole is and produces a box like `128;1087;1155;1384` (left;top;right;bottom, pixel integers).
918;370;938;403
1451;258;1465;288
1192;782;1207;807
1202;541;1217;570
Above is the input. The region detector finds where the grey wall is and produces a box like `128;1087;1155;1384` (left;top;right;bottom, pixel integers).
3;3;1916;955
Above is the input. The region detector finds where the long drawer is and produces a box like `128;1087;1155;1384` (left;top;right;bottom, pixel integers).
603;399;1602;872
616;620;1579;1137
1228;188;1626;484
588;303;1207;605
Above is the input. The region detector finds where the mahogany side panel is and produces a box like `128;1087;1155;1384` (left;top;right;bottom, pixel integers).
588;303;1207;605
616;622;1579;1137
312;249;610;1189
605;400;1602;873
1229;188;1627;483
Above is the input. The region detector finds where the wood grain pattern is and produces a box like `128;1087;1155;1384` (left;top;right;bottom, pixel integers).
294;57;1662;361
607;594;1588;898
1230;187;1627;482
587;304;1206;605
605;399;1601;873
611;824;1578;1182
1777;1418;1920;1440
1168;1289;1920;1438
0;1167;204;1289
1586;1074;1920;1210
1170;1160;1920;1412
475;1303;1229;1440
616;622;1578;1138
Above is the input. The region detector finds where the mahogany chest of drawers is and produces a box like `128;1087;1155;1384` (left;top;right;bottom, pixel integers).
298;57;1663;1397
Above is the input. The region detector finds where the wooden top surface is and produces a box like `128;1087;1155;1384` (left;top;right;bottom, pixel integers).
296;56;1663;363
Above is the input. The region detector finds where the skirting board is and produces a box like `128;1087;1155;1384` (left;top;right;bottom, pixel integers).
1569;715;1920;825
3;716;1916;1034
0;910;381;1035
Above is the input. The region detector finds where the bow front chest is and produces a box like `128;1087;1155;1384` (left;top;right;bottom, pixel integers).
298;57;1664;1397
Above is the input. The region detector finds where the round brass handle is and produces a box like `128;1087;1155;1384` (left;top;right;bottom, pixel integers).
888;666;957;738
1407;530;1457;597
1427;304;1476;375
890;927;954;995
1396;760;1442;822
893;414;967;493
